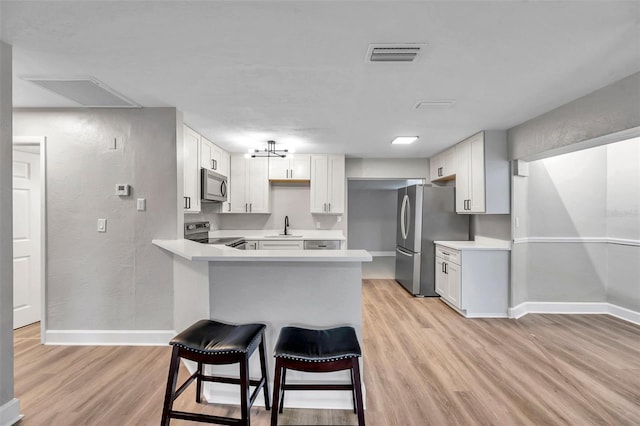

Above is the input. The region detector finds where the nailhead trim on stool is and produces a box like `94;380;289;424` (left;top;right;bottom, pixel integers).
270;326;365;426
161;319;271;426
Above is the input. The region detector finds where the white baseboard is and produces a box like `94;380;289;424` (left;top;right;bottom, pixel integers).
0;398;23;426
608;304;640;325
45;329;175;346
508;302;640;325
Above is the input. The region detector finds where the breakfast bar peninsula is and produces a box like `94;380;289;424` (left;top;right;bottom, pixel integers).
153;238;372;409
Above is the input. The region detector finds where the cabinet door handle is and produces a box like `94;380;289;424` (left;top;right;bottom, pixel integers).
286;169;289;178
245;203;247;212
441;262;445;273
250;203;252;212
444;262;448;274
323;203;326;212
228;203;231;212
290;169;293;178
328;203;331;212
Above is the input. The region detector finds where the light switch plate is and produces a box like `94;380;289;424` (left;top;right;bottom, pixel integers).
97;218;107;233
137;198;146;211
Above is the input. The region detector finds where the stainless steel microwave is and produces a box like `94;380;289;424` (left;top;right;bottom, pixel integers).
201;168;227;202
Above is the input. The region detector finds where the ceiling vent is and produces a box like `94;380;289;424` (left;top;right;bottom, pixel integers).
367;44;424;63
20;76;140;108
415;100;457;109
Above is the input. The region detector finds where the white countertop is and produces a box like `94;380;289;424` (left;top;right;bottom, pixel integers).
435;239;512;251
208;229;346;241
152;239;371;262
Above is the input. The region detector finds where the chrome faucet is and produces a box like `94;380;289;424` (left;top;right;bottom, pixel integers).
284;215;290;235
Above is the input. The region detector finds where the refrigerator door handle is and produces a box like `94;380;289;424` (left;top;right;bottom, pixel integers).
401;194;410;240
396;247;413;257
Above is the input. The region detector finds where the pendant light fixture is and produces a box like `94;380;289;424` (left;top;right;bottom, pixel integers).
248;140;289;158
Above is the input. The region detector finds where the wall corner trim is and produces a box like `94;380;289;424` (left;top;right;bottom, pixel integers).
0;398;23;426
508;302;640;325
44;329;176;346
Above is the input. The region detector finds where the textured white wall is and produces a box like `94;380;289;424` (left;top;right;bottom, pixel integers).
13;108;178;331
214;184;344;231
346;157;429;180
606;137;640;240
509;72;640;161
0;41;15;410
529;147;607;237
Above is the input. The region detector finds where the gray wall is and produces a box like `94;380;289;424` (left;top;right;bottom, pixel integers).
0;41;14;410
13;108;178;331
509;72;640;161
511;137;640;311
347;188;397;251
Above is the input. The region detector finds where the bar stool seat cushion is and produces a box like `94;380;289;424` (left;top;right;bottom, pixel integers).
170;319;265;355
274;326;362;362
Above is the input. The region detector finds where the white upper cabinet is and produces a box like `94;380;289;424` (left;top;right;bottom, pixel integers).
229;155;270;213
183;126;201;213
455;131;509;214
200;136;227;176
430;147;456;182
269;155;311;181
310;154;345;214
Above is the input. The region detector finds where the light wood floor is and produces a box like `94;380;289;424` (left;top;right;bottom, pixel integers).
14;279;640;425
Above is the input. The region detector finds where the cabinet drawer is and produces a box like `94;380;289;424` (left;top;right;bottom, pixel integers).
435;246;460;264
304;240;340;250
258;240;304;250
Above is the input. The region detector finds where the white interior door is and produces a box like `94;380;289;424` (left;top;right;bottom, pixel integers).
13;149;41;329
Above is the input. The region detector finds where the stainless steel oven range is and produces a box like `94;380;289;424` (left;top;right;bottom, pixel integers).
184;221;246;249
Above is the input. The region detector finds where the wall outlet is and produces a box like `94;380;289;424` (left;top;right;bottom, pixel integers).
97;218;107;233
337;216;342;222
316;222;321;229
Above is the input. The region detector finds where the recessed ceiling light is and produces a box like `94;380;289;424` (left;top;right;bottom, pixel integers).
391;136;418;145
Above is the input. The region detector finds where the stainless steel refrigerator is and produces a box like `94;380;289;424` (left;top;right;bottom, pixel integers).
395;184;470;296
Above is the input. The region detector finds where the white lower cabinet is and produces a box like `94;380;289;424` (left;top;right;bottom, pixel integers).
435;244;509;317
258;240;304;250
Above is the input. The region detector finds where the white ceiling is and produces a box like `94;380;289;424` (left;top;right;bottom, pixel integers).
2;1;639;158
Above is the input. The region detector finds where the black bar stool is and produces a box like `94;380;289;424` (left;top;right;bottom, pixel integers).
161;319;271;426
270;326;364;426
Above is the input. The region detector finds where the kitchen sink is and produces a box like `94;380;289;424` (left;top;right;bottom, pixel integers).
264;234;303;238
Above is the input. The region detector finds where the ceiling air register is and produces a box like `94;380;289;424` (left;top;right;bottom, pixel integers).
367;44;424;62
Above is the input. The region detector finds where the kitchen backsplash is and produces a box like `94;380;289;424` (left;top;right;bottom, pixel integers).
185;184;345;232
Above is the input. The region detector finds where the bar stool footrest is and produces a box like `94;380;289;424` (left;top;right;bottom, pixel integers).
168;410;242;425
